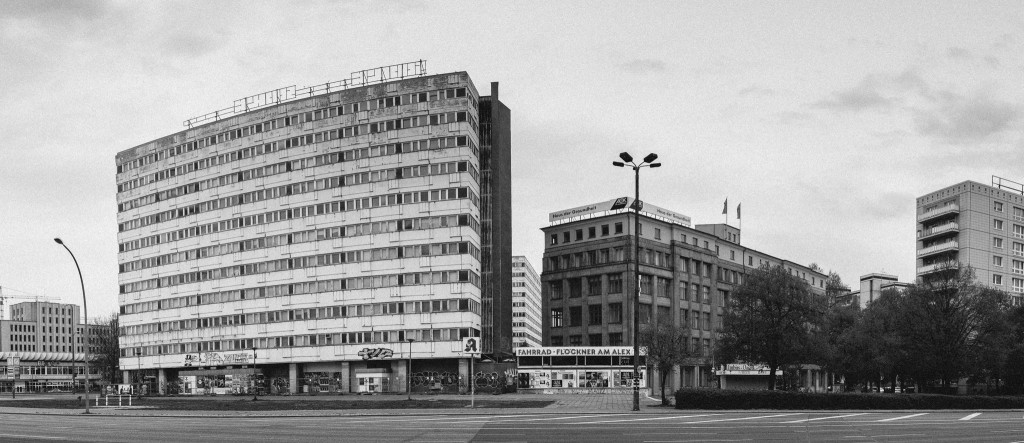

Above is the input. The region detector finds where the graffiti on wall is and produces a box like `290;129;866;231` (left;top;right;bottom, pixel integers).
358;348;394;360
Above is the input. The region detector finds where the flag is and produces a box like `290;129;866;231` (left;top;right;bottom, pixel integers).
737;203;741;220
722;198;728;215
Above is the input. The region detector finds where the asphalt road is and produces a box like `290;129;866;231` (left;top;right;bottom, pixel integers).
3;411;1024;442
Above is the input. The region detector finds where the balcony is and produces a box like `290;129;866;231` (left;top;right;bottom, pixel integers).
917;263;943;275
919;203;959;224
917;240;959;259
918;222;959;241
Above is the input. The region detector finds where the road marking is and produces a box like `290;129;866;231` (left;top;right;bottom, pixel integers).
782;413;867;423
869;434;925;438
0;434;65;440
644;440;751;442
687;413;802;423
876;413;928;422
960;412;982;421
494;414;633;422
575;414;717;424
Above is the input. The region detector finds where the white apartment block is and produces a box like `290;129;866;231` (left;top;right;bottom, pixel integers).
512;256;542;348
916;176;1024;303
115;64;512;395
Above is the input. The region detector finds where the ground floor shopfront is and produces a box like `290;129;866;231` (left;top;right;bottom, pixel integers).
514;346;650;394
1;355;102;394
129;352;516;396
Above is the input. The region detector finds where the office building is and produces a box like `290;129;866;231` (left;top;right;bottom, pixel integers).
512;256;542;348
115;63;512;395
0;301;104;393
916;176;1024;303
541;198;827;392
849;273;911;309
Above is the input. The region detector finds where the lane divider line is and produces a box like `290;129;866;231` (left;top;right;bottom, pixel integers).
782;413;868;423
687;413;803;423
960;413;982;421
877;413;928;422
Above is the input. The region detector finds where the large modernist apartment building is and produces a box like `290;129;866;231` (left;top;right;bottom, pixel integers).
512;256;542;348
916;176;1024;303
115;64;512;395
0;301;104;393
541;199;827;392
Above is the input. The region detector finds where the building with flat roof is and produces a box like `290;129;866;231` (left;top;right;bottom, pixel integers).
512;256;542;348
541;198;827;392
115;63;512;395
0;301;104;393
916;176;1024;304
848;273;911;309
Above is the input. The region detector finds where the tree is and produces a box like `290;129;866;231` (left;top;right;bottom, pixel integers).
824;271;852;309
638;320;691;405
717;264;826;390
900;264;1008;391
92;313;120;383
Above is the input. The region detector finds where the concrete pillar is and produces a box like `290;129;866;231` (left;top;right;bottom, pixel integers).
458;358;470;394
401;360;410;394
158;369;167;395
340;362;350;394
693;366;700;387
289;363;298;394
805;369;812;391
122;370;131;384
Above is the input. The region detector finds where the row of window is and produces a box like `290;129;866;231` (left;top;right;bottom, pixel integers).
118;155;476;231
549;222;625;245
120;269;479;313
548;273;723;302
120;239;478;293
122;326;479;358
119;186;478;252
119;140;475;212
121;214;476;273
123;298;480;337
117;87;472;175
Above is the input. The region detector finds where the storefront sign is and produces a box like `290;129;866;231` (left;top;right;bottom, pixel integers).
357;348;394;360
514;346;647;357
549;198;691;227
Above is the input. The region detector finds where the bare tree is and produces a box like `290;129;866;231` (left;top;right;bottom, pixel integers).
91;313;120;383
639;320;691;405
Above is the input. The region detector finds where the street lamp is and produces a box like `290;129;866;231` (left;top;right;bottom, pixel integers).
135;349;142;395
252;347;258;401
54;237;90;414
406;338;415;401
612;152;661;412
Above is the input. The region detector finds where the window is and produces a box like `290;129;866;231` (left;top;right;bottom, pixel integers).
995;219;1004;230
601;224;609;236
995;256;1004;267
550;234;558;245
608;274;623;293
692;311;700;330
608;333;623;346
588;227;596;238
702;286;711;304
563;232;570;243
639;275;652;294
569;306;582;327
551;309;564;328
995;237;1005;249
654;228;661;240
550;335;563;346
569;335;582;346
680;309;689;328
614;222;623;234
569;278;583;298
730;250;736;261
640;303;652;324
588;304;603;325
588;333;603;346
587;276;602;296
575;229;583;241
703;312;711;330
657;305;671;323
995;201;1004;212
994;274;1004;285
550;281;563;299
608;303;623;323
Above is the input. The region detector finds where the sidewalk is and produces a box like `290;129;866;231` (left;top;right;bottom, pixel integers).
0;393;673;417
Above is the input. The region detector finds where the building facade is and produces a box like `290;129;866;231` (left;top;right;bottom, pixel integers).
115;66;512;395
916;177;1024;303
512;256;542;348
849;273;911;309
0;301;104;393
541;198;827;393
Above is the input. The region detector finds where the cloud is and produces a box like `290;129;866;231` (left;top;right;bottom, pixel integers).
811;76;893;111
946;46;972;59
912;92;1019;143
738;85;776;97
0;0;109;21
618;58;666;73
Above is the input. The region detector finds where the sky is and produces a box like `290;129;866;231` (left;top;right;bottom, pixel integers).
1;1;1022;320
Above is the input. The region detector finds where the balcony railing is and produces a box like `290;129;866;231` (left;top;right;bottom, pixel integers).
917;240;959;258
919;222;959;239
919;204;959;222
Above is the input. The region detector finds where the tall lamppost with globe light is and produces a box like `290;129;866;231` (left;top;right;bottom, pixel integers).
54;237;90;414
612;152;660;412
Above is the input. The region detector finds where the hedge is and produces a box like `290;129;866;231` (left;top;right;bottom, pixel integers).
674;388;1024;410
